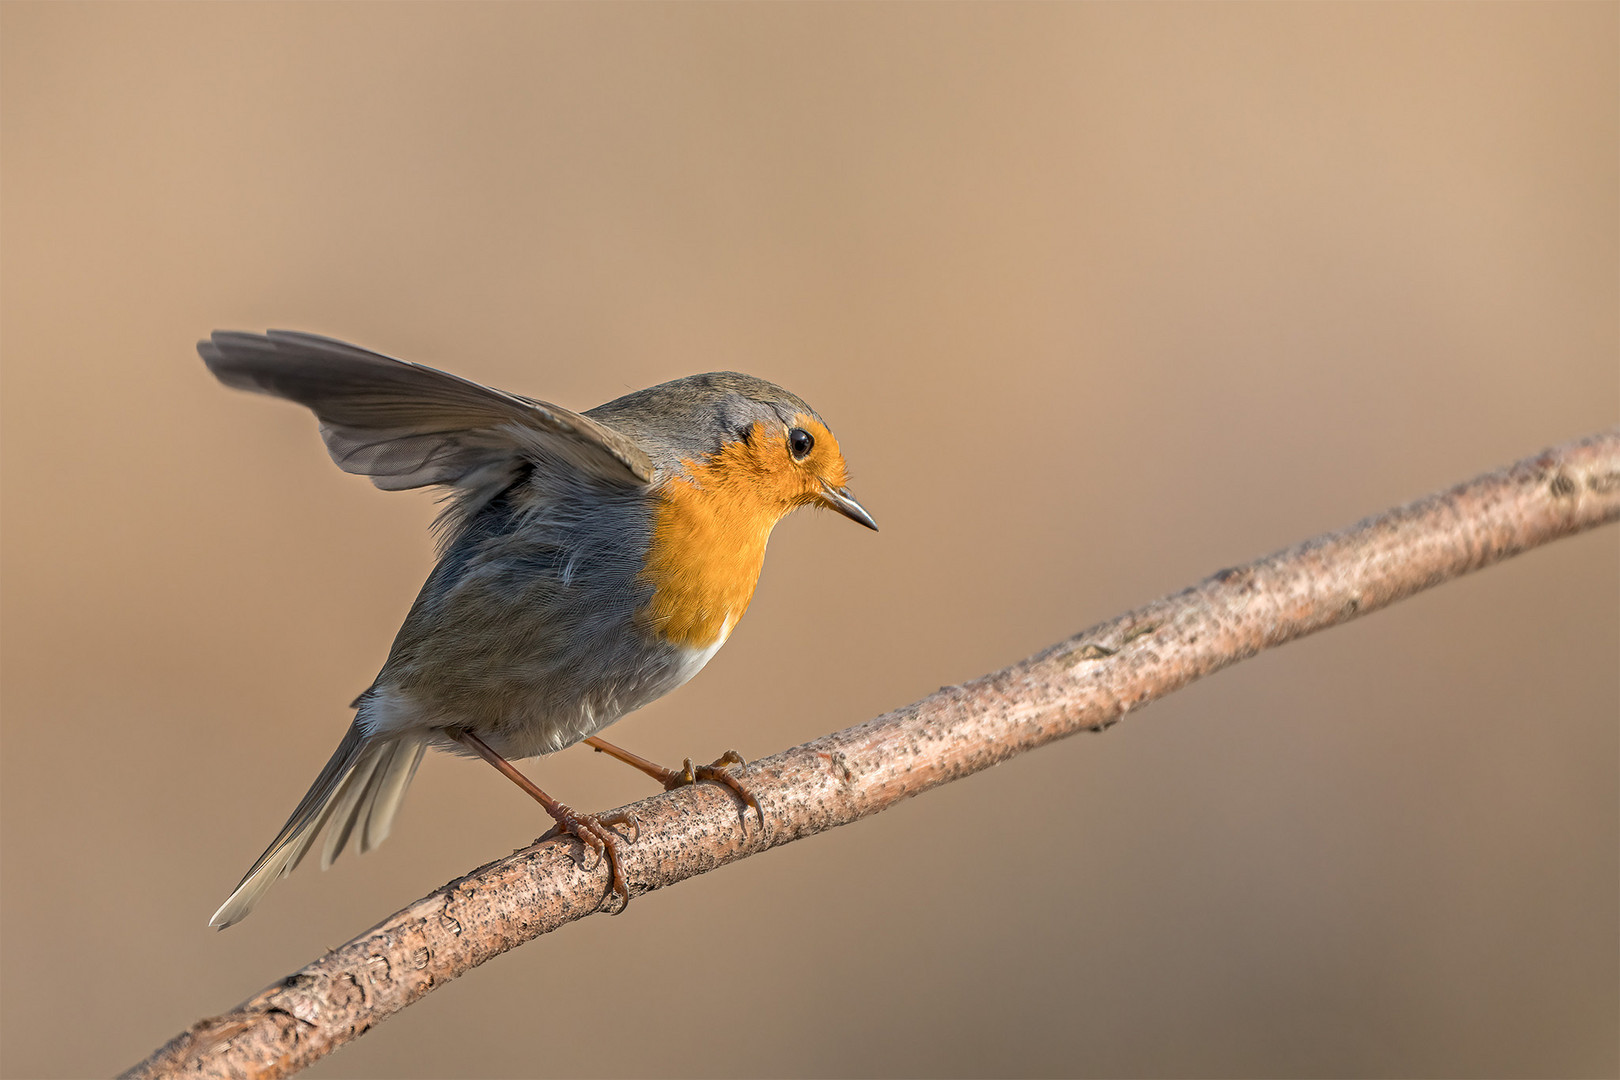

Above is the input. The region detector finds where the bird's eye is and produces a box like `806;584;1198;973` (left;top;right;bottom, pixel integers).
788;427;814;461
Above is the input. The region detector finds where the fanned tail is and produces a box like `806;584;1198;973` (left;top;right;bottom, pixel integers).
209;723;428;929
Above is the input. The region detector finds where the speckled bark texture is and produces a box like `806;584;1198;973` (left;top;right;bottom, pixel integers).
124;430;1620;1080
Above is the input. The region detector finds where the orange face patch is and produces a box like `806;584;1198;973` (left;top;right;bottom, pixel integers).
637;416;848;648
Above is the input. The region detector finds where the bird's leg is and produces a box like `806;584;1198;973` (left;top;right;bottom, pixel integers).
446;727;636;909
583;735;763;828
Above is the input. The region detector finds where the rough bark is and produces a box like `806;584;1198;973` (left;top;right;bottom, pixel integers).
124;429;1620;1079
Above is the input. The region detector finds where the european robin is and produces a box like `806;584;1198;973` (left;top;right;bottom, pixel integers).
201;330;876;928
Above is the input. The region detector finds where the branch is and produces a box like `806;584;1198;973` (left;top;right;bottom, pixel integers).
125;430;1620;1079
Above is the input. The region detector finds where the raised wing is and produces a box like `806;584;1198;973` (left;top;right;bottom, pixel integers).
199;331;654;495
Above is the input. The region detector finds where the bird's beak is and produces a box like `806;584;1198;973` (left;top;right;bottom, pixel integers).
818;482;878;531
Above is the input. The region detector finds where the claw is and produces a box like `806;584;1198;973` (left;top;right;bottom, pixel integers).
549;804;631;909
662;758;697;791
666;750;764;831
698;762;763;826
584;735;765;836
598;808;642;844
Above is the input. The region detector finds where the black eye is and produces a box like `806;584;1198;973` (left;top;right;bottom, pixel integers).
788;427;814;460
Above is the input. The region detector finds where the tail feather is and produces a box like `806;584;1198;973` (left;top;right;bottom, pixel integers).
317;736;427;869
365;738;427;852
317;740;388;871
209;724;428;930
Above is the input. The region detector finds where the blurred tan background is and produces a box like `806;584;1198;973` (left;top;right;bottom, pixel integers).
2;4;1615;1077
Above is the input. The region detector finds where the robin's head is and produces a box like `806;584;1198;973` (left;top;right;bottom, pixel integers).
587;372;877;530
600;372;875;650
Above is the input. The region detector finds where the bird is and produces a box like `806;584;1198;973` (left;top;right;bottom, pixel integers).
199;330;877;929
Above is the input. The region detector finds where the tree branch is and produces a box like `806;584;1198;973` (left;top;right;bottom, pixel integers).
124;430;1620;1080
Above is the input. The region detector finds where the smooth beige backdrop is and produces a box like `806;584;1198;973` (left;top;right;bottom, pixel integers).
2;4;1615;1078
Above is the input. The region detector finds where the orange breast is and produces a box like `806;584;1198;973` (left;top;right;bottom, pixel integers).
637;423;829;649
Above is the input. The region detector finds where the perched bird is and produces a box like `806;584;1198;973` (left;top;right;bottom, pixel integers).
200;330;876;928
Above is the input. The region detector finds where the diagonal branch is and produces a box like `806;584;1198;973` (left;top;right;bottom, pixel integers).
124;430;1620;1080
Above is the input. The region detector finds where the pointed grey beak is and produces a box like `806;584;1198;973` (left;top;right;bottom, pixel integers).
819;482;878;531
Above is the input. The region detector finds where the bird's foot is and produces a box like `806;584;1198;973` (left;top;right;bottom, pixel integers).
444;727;640;913
583;736;764;832
542;803;639;912
664;750;763;828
